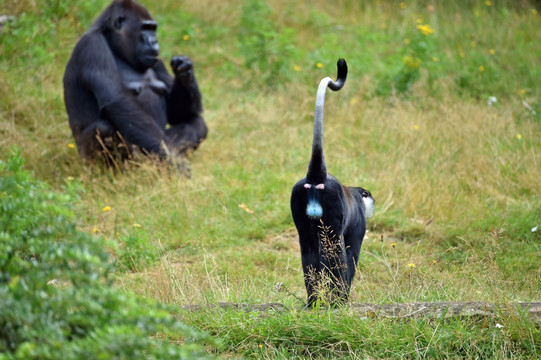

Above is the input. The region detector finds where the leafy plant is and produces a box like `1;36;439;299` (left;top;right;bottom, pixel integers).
0;149;215;359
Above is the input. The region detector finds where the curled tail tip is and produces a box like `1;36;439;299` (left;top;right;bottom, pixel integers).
329;58;347;91
337;58;347;72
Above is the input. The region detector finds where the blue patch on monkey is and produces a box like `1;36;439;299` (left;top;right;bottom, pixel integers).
306;188;323;219
306;200;323;218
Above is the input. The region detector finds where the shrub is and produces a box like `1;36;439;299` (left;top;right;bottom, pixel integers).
0;149;215;359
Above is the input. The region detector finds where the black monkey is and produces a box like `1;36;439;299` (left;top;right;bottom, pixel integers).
63;0;207;162
290;59;374;306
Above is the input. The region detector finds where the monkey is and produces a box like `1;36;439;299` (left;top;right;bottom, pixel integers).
290;58;374;306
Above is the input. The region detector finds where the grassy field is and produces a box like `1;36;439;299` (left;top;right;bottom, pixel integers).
1;0;540;358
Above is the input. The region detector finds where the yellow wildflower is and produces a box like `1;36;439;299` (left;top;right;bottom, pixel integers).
132;223;142;228
183;34;190;41
400;2;406;9
413;124;419;130
102;206;111;212
416;24;434;36
432;56;439;62
516;134;522;140
259;344;263;349
66;176;74;181
316;62;324;69
458;45;465;58
479;65;485;72
238;203;254;214
293;64;301;72
391;243;396;248
432;260;437;264
532;9;538;16
489;49;495;55
93;227;98;233
68;143;75;149
485;0;492;6
350;98;359;105
403;55;422;69
408;263;416;268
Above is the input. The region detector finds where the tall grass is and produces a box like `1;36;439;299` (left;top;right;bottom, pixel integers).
1;0;540;357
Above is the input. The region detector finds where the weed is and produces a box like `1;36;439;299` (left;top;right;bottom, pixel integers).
115;230;161;273
377;20;441;96
303;221;350;307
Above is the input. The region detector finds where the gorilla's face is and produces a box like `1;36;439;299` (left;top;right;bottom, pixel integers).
135;20;160;70
109;13;160;72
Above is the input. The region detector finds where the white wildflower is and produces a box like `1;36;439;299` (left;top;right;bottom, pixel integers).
487;96;497;106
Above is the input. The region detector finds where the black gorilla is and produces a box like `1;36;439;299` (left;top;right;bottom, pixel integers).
290;59;374;306
63;0;207;161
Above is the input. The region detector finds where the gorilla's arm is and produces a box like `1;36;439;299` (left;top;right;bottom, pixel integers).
77;33;166;155
154;56;203;125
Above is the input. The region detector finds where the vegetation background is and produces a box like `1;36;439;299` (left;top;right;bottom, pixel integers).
0;0;540;358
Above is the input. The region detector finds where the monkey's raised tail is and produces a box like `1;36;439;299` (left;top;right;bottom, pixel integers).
306;58;348;184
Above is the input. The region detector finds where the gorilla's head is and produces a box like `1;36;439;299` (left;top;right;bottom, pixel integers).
101;0;160;72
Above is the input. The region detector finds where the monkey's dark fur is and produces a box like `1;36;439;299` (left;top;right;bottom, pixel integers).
290;59;374;306
63;0;207;162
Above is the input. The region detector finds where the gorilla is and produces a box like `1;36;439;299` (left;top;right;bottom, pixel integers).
290;59;374;306
63;0;207;162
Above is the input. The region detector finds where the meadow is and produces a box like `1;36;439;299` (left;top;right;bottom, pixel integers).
1;0;540;358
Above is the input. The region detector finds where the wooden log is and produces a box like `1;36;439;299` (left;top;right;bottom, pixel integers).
180;301;541;323
349;301;541;322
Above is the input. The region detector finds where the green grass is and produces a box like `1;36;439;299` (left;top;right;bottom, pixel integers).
180;306;539;359
1;0;540;358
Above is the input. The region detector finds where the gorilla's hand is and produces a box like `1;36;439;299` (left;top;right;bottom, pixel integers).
171;56;193;85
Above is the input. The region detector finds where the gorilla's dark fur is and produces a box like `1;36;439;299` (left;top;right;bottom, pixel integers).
64;0;207;161
290;59;374;306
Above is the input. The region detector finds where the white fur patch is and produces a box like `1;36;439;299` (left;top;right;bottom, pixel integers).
363;196;375;219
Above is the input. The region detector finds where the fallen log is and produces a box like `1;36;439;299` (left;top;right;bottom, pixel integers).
180;301;541;323
349;301;541;322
